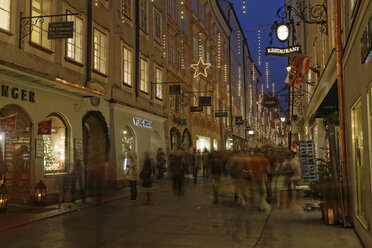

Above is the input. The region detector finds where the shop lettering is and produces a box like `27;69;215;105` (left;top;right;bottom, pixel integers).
172;116;187;126
133;117;152;128
265;46;302;56
1;84;35;102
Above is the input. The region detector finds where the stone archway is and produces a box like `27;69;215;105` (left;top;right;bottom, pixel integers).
82;111;109;191
0;104;32;204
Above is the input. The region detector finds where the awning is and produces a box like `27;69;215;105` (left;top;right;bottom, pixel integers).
0;64;104;98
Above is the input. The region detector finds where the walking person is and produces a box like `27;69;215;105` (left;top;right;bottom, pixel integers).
140;152;154;205
192;149;201;184
126;152;138;201
202;148;210;178
168;149;187;198
156;148;166;179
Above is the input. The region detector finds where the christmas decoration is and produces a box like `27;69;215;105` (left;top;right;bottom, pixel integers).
191;57;211;78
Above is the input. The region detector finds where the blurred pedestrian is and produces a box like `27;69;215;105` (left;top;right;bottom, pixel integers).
126;152;138;201
210;152;224;204
202;148;210;178
192;149;201;184
156;148;166;179
168;149;187;198
140;152;154;205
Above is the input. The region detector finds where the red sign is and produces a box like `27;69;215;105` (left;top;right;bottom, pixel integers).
0;114;17;132
38;119;52;135
292;141;298;149
274;112;279;120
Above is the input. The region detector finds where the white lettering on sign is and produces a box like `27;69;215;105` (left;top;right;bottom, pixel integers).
133;117;153;128
265;46;302;56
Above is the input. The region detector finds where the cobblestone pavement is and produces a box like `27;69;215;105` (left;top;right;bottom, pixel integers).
0;177;363;248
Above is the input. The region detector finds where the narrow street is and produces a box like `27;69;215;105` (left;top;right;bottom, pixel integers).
0;178;362;248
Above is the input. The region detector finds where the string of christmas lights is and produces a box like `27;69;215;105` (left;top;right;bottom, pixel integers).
266;61;269;89
238;67;241;96
258;28;261;66
162;34;166;58
272;81;275;94
243;0;246;14
217;33;221;69
237;32;241;55
180;1;184;19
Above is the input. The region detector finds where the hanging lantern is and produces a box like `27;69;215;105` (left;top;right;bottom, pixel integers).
0;184;8;213
34;180;47;205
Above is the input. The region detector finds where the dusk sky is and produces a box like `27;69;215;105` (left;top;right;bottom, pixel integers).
232;0;288;109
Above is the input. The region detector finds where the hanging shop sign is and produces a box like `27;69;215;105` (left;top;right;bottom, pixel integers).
262;96;279;108
361;15;372;64
235;116;244;125
37;119;52;135
133;117;153;129
199;96;211;106
48;21;74;39
214;111;228;117
173;116;187;126
265;46;301;56
0;114;17;132
169;85;181;95
1;84;36;102
190;106;203;112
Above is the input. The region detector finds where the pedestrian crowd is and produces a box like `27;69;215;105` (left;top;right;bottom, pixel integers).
124;145;302;211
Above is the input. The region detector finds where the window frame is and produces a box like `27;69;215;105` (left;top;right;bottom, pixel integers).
155;67;163;100
122;45;133;87
65;10;83;64
30;0;53;50
140;57;149;93
0;0;11;32
139;0;148;33
93;28;107;75
153;8;162;44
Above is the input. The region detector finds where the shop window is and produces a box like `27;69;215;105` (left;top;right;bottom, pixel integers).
170;128;181;150
0;0;11;31
351;98;367;225
43;115;67;173
196;135;210;152
121;126;135;170
182;129;191;148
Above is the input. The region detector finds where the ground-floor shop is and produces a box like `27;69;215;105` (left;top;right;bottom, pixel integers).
0;65;108;205
110;104;166;187
192;126;220;152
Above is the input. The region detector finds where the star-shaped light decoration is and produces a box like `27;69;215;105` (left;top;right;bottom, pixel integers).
190;57;211;78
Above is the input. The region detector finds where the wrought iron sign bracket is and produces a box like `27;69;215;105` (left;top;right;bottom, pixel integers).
19;12;80;49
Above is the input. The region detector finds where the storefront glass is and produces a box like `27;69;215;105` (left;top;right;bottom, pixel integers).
226;137;233;150
351;98;366;224
196;135;211;152
122;126;135;170
213;139;217;151
43;116;66;172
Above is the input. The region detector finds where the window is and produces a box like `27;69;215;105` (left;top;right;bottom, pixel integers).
43;116;67;172
351;98;367;224
121;126;135;170
153;9;161;44
122;0;131;19
140;0;148;32
66;13;83;63
168;0;173;18
198;3;203;22
140;58;149;93
169;42;174;64
192;0;197;14
183;15;188;34
176;5;181;27
193;35;198;59
31;0;52;49
123;46;132;86
93;29;107;74
0;0;11;31
155;67;163;99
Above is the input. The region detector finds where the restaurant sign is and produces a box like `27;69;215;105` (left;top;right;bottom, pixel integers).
262;96;279;108
265;45;301;56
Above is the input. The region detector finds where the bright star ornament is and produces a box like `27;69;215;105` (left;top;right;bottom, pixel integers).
190;57;211;78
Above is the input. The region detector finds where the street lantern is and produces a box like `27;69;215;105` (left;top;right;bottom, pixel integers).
34;180;47;205
280;117;286;123
0;184;8;213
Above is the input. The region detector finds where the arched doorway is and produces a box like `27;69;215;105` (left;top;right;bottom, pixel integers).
0;105;32;204
82;111;109;191
151;130;162;158
170;127;181;150
182;129;191;149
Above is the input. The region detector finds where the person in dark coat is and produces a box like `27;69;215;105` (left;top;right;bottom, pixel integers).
140;152;153;205
168;149;187;198
156;148;166;179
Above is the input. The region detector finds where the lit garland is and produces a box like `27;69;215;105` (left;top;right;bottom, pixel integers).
258;28;261;66
243;0;246;14
224;64;228;86
180;1;184;19
162;34;166;58
272;81;275;94
181;39;185;69
252;63;255;81
237;32;241;55
261;83;264;95
198;32;202;58
250;83;253;109
217;33;221;69
266;61;269;89
238;66;241;96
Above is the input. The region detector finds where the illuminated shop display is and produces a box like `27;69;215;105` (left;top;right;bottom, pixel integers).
43;116;66;172
196;135;211;151
121;126;135;170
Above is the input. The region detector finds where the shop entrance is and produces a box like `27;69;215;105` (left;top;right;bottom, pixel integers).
0;105;31;204
82;111;109;191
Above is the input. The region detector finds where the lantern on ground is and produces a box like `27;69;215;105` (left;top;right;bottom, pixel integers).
34;180;47;205
0;184;8;213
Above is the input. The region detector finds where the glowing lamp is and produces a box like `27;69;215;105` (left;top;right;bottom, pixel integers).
34;180;47;205
0;184;8;213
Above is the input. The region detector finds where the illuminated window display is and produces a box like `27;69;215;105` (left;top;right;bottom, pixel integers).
196;135;211;151
121;126;135;169
351;99;366;223
43;116;66;172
